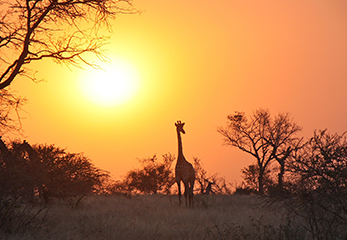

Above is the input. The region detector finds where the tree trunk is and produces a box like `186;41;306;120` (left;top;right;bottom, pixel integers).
258;173;264;194
278;160;285;191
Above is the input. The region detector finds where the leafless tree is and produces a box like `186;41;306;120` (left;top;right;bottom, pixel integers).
218;109;301;194
0;90;25;134
265;112;302;191
0;0;138;131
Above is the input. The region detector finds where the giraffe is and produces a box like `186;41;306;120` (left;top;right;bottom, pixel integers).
0;137;37;201
0;136;19;197
20;140;49;204
175;120;195;207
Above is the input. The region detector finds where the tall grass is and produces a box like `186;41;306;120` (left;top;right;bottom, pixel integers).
1;194;307;240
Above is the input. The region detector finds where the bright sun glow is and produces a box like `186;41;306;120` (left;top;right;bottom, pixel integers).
79;59;140;106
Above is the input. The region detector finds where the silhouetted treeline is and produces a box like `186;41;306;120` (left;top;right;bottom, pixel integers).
107;154;232;196
220;109;347;239
0;139;109;205
2;109;347;237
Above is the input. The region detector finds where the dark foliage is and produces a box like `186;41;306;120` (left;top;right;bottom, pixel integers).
111;154;175;195
279;130;347;239
0;140;109;233
0;140;109;204
240;164;275;194
34;144;110;201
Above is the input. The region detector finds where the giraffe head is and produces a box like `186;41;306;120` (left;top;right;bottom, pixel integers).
175;120;185;134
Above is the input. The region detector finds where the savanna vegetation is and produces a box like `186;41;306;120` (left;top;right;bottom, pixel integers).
1;0;347;238
0;109;347;239
0;194;308;240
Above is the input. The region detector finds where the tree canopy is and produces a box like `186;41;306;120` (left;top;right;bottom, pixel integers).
218;109;301;193
0;139;109;204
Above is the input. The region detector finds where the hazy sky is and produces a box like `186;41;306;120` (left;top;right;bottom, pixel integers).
9;0;347;184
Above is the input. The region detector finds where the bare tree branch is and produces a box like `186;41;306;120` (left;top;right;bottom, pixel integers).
0;0;138;132
218;109;302;194
0;0;138;89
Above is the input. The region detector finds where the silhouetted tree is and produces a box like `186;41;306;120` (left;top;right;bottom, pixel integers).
121;154;175;195
193;157;208;194
290;129;347;194
286;130;347;238
34;144;109;202
241;164;275;193
0;91;25;134
193;157;232;195
218;109;301;193
1;141;109;204
265;112;302;191
0;0;138;89
0;0;137;131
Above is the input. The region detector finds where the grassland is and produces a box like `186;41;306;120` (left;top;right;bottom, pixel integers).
2;194;308;240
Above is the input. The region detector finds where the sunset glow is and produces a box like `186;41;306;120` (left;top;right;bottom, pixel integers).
9;0;347;185
79;60;140;106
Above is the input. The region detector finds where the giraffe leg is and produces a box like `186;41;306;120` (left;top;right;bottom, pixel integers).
184;182;189;207
177;181;182;207
189;180;195;208
188;187;192;207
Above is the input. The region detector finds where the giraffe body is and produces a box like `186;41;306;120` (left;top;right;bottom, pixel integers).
174;121;195;207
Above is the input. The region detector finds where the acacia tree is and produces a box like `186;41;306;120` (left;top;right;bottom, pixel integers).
0;0;137;131
32;143;109;202
218;109;301;194
119;154;176;195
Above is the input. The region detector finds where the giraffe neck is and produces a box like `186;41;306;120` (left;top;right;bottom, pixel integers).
177;129;184;157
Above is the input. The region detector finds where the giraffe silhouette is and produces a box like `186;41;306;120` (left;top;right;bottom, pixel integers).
0;137;21;197
174;120;195;207
0;138;40;201
20;140;49;204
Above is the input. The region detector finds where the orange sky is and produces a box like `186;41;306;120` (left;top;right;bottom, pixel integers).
8;0;347;184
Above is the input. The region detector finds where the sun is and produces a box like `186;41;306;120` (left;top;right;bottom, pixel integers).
79;59;140;106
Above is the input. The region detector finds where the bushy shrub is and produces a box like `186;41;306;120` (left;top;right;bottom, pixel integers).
111;154;175;195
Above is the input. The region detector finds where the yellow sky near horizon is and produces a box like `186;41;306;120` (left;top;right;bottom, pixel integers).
6;0;347;184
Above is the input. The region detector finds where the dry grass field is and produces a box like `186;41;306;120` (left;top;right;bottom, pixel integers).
2;194;308;240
